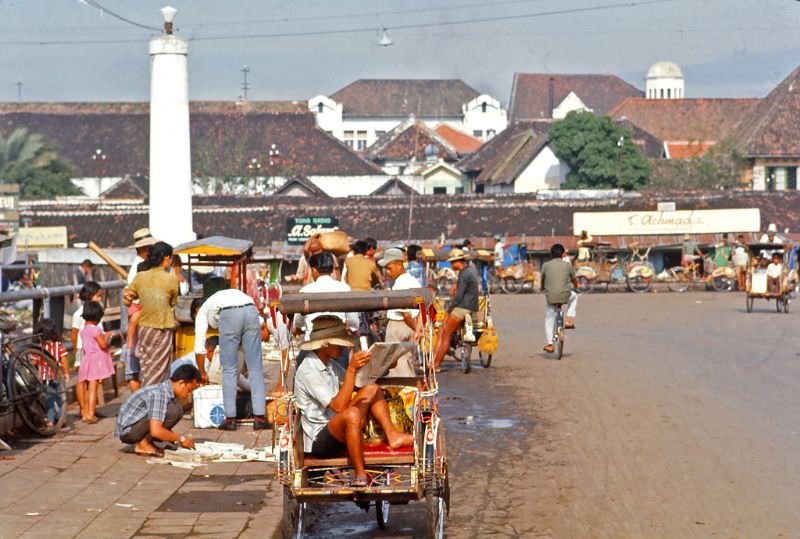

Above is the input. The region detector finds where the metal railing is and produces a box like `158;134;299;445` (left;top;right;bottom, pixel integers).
0;279;127;333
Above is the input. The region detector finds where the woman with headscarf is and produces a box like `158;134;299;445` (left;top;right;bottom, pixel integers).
125;242;179;386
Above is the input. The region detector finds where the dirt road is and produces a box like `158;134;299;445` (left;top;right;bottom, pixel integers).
306;291;800;538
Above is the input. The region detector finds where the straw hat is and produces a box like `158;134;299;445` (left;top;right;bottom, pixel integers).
129;228;158;249
299;316;355;351
448;248;467;263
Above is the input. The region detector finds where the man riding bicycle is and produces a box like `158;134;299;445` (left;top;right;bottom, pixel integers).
541;244;578;353
433;249;480;371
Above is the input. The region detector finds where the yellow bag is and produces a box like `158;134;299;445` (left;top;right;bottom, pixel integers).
478;326;498;355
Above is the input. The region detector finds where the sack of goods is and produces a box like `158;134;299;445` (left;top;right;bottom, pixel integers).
193;385;225;428
317;230;351;255
478;323;499;355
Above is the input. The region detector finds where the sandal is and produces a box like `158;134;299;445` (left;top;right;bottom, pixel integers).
82;416;99;424
350;478;369;489
134;447;165;458
565;323;576;330
543;345;555;353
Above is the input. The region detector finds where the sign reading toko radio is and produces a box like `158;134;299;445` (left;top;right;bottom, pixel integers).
573;208;761;236
286;216;339;244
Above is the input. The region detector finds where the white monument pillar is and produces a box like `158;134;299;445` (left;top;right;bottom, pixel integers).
148;6;195;247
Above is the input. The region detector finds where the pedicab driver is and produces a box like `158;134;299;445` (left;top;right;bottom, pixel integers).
541;244;579;353
432;249;481;370
294;316;414;488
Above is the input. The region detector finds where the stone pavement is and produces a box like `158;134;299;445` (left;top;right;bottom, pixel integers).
0;391;283;539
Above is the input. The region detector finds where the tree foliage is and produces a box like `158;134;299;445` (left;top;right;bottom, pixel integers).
0;128;82;198
549;111;651;190
647;140;747;190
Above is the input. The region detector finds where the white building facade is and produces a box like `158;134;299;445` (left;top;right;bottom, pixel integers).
309;79;507;150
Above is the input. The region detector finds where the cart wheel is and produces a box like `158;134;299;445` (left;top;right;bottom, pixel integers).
478;351;492;368
426;491;447;539
375;499;390;529
459;345;472;373
593;280;609;293
575;275;591;294
746;295;753;313
502;277;521;294
282;487;305;539
784;296;791;313
628;275;652;293
666;267;689;293
711;275;734;292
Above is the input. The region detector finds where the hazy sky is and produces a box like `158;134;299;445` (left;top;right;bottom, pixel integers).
1;0;798;104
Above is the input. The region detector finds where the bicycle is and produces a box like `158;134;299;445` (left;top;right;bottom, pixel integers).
665;256;736;293
0;319;67;437
626;245;655;293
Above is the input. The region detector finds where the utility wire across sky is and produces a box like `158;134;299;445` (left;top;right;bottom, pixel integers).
2;0;678;46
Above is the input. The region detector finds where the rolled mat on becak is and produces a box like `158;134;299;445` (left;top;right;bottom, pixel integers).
136;326;175;386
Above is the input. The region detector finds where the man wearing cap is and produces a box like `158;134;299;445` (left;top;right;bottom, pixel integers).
124;228;158;392
759;223;784;245
294;316;414;488
433;249;480;370
379;248;421;376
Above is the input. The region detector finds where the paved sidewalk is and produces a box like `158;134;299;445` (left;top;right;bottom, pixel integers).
0;391;282;539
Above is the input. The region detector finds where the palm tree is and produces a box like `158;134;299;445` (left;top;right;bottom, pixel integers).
0;128;58;179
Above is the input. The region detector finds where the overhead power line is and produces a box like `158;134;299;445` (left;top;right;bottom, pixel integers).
79;0;161;32
2;0;676;46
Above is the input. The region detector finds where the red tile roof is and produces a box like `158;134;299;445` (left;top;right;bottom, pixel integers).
0;110;381;178
365;121;458;163
665;142;716;159
330;79;479;118
434;125;482;154
610;98;759;144
732;65;800;158
510;73;642;120
0;101;306;114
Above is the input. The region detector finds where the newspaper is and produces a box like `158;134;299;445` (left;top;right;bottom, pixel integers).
355;342;418;387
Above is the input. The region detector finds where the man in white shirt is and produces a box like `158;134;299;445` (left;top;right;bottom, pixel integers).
378;248;421;376
493;235;506;269
293;252;359;342
759;223;784;245
194;288;267;431
294;317;413;488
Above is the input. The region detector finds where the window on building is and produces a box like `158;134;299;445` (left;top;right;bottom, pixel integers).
473;130;483;138
481;102;487;113
455;187;465;194
486;129;496;139
355;131;368;151
317;102;324;113
788;167;798;190
475;184;485;194
660;89;664;99
667;89;671;98
343;130;355;148
433;187;447;195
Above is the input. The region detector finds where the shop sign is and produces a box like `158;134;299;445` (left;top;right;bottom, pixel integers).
286;216;338;244
573;208;760;236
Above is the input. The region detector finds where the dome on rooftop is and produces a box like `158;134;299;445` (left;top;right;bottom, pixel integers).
646;61;683;79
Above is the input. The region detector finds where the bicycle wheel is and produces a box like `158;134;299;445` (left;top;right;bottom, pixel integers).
710;275;733;292
8;347;66;436
627;275;652;293
746;295;754;313
556;326;565;360
502;277;520;294
478;351;492;368
666;267;690;293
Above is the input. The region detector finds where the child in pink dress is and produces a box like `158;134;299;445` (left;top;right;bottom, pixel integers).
78;301;114;423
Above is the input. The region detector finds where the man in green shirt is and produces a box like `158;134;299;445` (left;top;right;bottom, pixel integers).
540;244;578;353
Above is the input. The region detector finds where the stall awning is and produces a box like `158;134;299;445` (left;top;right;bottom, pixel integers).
174;236;253;257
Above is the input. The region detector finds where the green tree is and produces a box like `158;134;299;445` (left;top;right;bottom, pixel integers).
549;111;651;190
647;140;747;190
0;128;82;198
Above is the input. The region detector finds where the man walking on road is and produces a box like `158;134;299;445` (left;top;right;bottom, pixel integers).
541;244;578;353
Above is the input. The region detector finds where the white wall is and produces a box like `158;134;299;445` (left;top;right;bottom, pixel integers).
513;146;569;193
71;176;123;198
423;167;465;194
310;175;423;197
462;94;508;141
552;92;591;119
309;92;509;148
645;77;684;99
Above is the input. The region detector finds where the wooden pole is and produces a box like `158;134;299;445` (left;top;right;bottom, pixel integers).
88;241;128;280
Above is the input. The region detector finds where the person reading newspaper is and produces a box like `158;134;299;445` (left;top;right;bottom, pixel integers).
294;316;414;488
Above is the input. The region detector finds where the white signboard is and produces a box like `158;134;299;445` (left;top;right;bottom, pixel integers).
573;208;761;236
